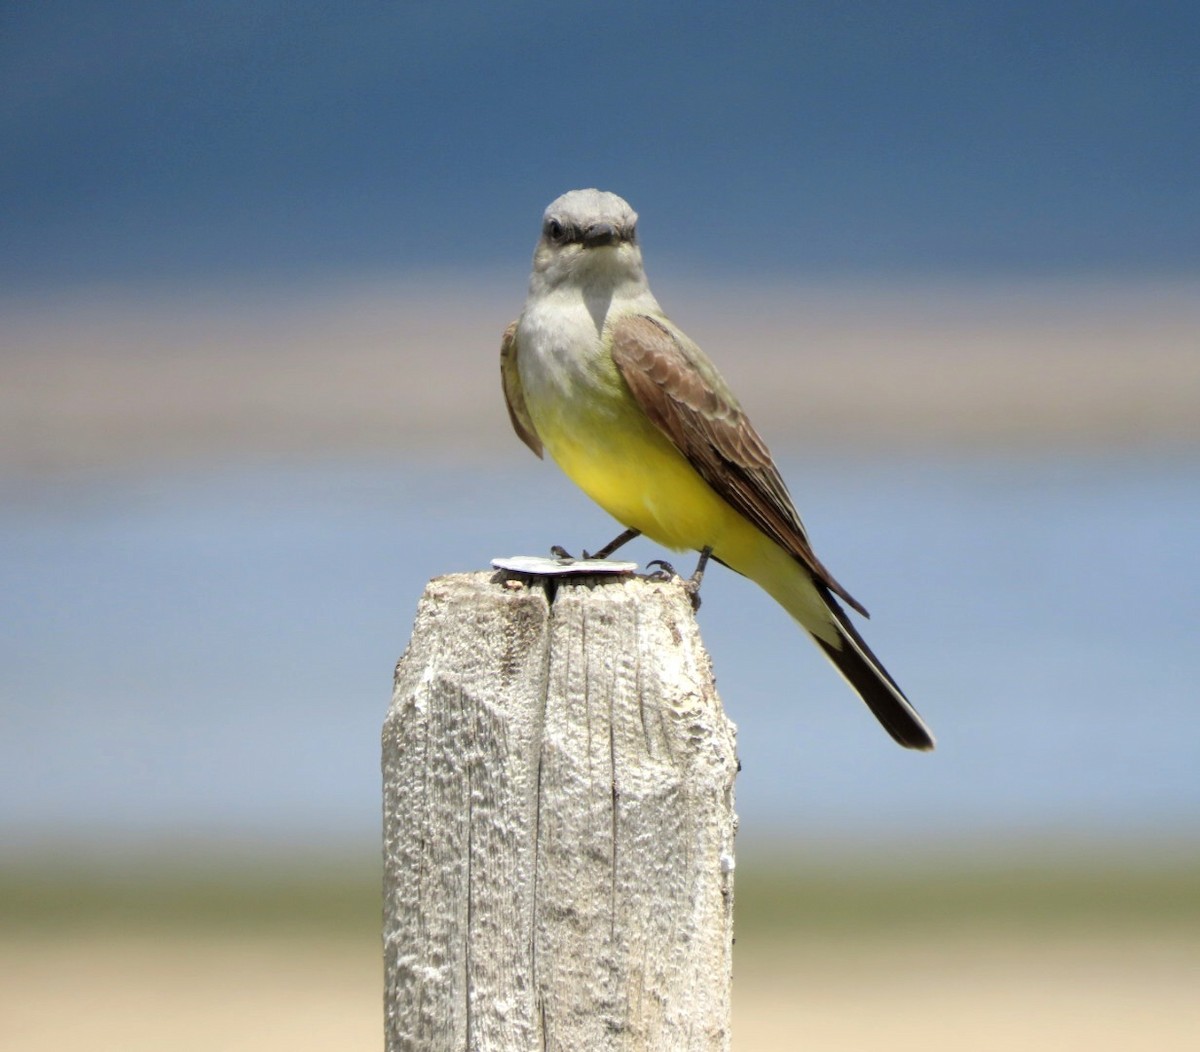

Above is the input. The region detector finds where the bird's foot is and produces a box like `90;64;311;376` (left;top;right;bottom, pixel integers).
646;546;712;611
645;558;677;581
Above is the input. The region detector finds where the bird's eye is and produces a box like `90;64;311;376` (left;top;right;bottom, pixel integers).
545;218;566;242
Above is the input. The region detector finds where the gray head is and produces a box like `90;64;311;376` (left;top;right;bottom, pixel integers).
530;189;646;291
540;189;638;249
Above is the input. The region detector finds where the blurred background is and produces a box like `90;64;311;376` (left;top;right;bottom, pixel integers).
2;3;1197;1049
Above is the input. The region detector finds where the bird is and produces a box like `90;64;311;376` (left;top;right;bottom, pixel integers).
500;188;934;750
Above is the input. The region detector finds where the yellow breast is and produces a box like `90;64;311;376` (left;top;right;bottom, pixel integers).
537;388;742;554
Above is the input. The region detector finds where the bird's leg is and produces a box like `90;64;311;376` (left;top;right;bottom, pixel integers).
583;527;641;560
685;546;713;609
551;527;640;563
646;546;713;611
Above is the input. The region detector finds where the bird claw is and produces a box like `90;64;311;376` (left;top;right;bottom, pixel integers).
645;558;703;609
645;558;677;581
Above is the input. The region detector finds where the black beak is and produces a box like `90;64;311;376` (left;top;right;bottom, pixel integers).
581;222;618;248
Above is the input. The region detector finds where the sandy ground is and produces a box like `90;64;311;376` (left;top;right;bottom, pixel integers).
4;930;1197;1051
735;932;1200;1051
2;277;1197;475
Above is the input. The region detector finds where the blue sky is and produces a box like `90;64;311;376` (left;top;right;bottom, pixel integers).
2;1;1197;287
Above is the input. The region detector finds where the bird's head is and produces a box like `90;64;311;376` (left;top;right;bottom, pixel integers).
530;189;646;293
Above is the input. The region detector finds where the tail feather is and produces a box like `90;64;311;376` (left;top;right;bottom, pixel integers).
810;589;935;751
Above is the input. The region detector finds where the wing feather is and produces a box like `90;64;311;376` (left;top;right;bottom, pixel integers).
500;320;543;458
611;314;868;616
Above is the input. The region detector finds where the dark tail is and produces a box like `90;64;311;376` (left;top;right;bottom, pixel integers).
811;589;936;751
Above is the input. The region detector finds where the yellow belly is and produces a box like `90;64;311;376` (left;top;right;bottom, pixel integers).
534;379;836;638
544;400;749;556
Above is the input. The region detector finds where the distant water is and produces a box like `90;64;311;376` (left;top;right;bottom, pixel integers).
2;453;1198;853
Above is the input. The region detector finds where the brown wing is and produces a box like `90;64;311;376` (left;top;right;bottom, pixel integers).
611;313;868;616
500;320;543;458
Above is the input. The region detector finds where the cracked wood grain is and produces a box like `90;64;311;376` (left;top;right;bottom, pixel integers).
383;571;738;1051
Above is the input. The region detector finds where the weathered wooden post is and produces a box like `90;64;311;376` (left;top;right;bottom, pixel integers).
382;569;738;1051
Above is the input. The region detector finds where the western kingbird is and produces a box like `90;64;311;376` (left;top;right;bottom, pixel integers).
500;188;934;750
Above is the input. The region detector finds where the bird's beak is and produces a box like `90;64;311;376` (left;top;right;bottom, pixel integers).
581;222;618;248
